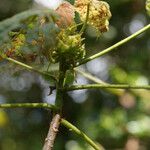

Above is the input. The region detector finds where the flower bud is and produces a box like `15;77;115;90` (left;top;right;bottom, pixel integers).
51;28;85;66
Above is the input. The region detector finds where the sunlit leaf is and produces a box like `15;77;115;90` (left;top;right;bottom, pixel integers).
146;0;150;16
0;9;60;75
0;9;59;43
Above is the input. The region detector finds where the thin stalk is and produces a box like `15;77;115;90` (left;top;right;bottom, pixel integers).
0;102;60;150
5;57;56;81
0;102;104;150
75;69;107;84
65;84;150;91
70;22;83;31
61;119;104;150
79;3;90;34
75;68;124;96
0;103;58;110
77;24;150;66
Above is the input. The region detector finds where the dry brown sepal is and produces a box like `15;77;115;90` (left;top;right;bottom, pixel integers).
56;1;75;28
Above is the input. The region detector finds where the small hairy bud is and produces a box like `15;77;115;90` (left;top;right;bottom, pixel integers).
50;28;85;67
74;0;111;32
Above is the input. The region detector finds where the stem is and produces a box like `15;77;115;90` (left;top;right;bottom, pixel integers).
65;84;150;91
79;3;90;34
0;102;61;150
5;57;56;81
61;119;104;150
75;68;124;96
77;24;150;66
0;103;58;110
75;69;106;84
43;114;61;150
55;60;66;108
43;59;67;150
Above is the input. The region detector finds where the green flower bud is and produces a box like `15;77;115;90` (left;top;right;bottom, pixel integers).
50;28;85;67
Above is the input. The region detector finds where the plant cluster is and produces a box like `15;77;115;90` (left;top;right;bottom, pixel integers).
0;0;150;150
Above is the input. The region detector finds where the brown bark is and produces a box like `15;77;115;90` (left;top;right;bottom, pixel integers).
43;114;61;150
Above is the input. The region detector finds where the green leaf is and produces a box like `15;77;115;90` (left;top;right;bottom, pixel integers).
65;70;75;85
74;11;82;25
146;0;150;16
0;9;60;63
0;9;59;44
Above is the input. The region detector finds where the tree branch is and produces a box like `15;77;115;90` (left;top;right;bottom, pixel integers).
5;57;56;81
65;84;150;91
0;103;58;111
43;114;61;150
77;24;150;66
0;102;61;150
61;119;104;150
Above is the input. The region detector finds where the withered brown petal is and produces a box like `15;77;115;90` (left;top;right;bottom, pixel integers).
56;2;75;28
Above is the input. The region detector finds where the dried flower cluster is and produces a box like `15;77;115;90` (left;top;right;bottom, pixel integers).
74;0;111;32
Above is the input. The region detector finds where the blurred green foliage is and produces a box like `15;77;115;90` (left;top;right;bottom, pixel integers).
146;0;150;16
0;0;150;150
